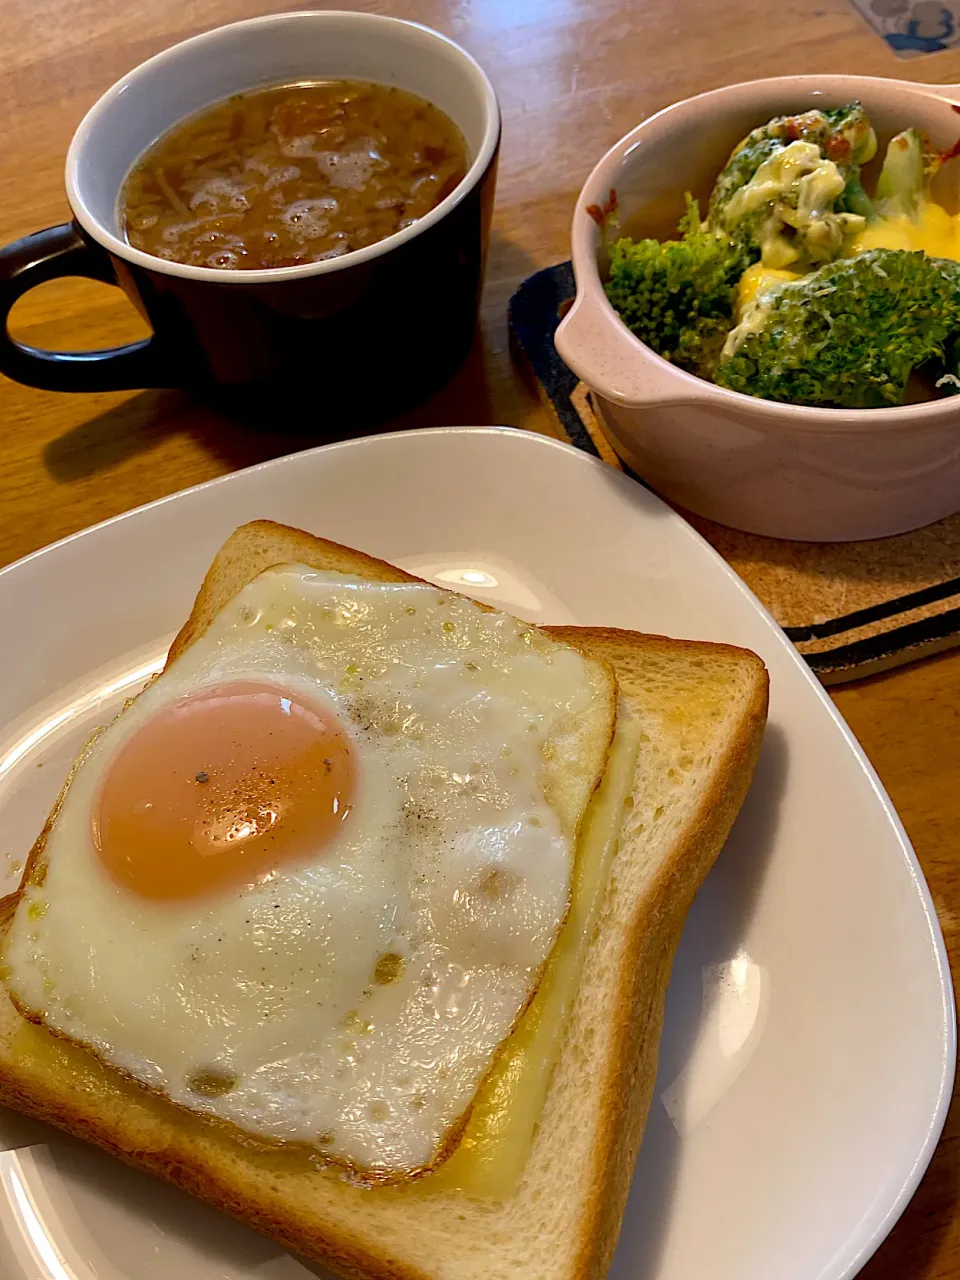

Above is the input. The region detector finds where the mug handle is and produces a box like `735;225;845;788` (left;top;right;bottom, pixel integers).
0;222;167;392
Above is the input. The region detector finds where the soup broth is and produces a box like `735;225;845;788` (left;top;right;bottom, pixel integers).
120;80;468;271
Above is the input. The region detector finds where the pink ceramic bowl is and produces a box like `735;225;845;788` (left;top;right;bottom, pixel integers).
555;75;960;542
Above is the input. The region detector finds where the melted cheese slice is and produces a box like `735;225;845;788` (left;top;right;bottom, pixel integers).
407;712;643;1198
736;263;802;312
850;200;960;263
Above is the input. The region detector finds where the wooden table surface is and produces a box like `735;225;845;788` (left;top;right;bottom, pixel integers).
2;0;960;1273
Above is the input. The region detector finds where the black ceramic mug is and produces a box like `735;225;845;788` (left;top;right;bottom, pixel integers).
0;12;500;415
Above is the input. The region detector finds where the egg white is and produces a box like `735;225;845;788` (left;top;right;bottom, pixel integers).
3;568;610;1177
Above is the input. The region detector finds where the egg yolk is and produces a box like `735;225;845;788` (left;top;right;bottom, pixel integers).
93;682;356;900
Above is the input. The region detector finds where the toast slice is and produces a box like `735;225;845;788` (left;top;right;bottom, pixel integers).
0;521;768;1280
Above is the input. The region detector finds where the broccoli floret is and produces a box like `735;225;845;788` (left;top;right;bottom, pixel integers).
836;172;875;221
603;198;756;377
709;103;876;221
838;127;941;225
872;127;941;221
706;103;876;268
714;249;960;408
875;129;926;219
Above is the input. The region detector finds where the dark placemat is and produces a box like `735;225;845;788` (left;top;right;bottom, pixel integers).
508;262;960;685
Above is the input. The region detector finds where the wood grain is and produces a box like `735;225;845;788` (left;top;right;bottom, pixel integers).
1;0;959;1274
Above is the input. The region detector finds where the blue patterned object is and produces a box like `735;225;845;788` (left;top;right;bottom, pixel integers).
849;0;960;55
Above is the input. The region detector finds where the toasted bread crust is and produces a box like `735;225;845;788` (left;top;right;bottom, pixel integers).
0;523;768;1280
166;521;423;667
546;627;767;1278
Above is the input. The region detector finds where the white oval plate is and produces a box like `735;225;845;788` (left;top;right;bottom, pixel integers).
0;427;952;1280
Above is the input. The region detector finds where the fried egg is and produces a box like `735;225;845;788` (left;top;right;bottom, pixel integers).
2;567;614;1179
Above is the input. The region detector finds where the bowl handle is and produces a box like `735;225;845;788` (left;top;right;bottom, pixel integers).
554;289;711;409
910;81;960;100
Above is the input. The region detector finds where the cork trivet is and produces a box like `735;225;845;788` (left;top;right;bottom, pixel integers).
509;263;960;684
